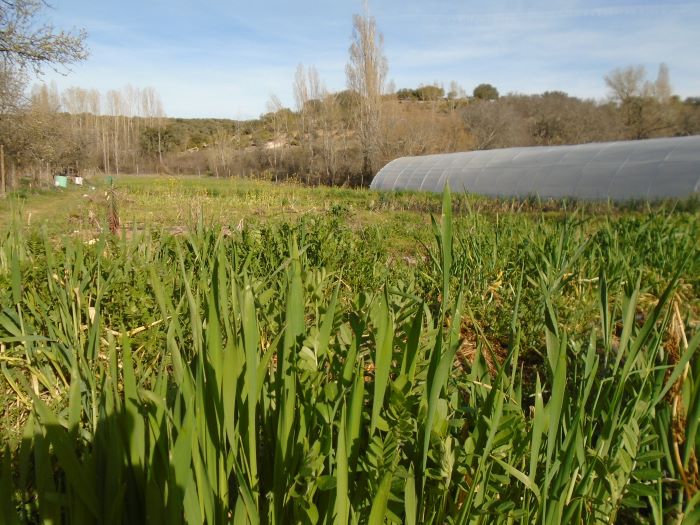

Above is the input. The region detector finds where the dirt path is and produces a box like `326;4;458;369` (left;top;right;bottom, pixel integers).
0;187;90;231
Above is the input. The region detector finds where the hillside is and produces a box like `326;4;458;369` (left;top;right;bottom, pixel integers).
1;79;699;189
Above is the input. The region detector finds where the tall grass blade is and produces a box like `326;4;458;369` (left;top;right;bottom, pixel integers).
335;404;349;525
370;288;392;434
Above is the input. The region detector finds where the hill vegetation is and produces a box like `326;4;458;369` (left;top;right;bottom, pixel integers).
1;4;699;191
2;70;699;189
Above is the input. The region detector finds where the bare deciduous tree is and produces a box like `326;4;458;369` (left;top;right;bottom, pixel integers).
0;0;87;71
345;6;387;185
318;92;340;184
265;94;286;177
0;63;25;115
605;65;648;102
653;63;672;103
294;64;330;183
461;100;527;150
605;64;675;139
141;86;166;168
206;129;235;178
293;63;310;181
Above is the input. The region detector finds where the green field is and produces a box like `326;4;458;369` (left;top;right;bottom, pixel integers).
1;176;699;524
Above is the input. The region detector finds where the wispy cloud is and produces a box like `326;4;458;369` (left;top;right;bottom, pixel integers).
40;0;700;117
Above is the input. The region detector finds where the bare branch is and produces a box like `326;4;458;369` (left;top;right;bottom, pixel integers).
0;0;88;74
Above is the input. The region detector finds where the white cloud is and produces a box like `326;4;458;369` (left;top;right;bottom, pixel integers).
36;0;700;116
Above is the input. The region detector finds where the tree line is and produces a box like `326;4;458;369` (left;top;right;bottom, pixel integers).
1;2;699;191
2;82;166;180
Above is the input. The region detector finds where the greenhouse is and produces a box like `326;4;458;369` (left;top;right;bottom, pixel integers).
370;136;700;200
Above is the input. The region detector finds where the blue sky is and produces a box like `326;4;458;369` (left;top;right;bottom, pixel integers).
42;0;700;118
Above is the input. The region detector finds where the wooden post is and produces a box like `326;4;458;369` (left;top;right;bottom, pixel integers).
0;144;5;196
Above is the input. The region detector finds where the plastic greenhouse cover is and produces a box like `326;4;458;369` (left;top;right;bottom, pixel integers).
370;136;700;200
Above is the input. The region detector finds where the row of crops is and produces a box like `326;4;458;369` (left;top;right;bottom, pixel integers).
0;189;699;523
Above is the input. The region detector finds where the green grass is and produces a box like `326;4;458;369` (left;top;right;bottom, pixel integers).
0;178;698;523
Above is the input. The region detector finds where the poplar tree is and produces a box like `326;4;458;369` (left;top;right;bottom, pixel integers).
345;5;387;185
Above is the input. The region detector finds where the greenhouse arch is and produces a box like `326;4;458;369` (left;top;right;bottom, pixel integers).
370;136;700;200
